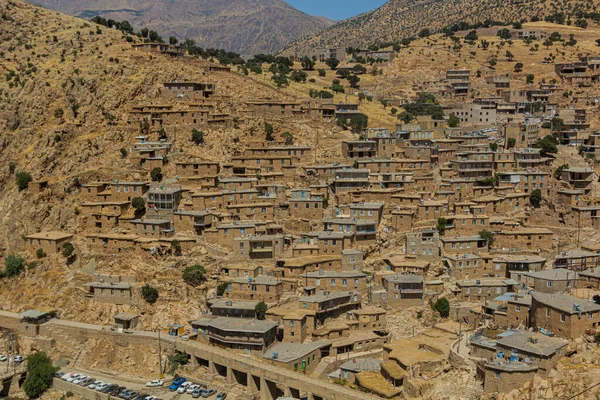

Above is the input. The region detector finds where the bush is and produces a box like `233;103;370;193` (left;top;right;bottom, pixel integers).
349;113;369;133
183;264;206;286
265;122;274;141
326;58;340;70
5;254;25;277
171;240;182;255
120;148;128;158
141;284;158;304
282;132;294;145
434;298;450;318
318;69;326;77
131;197;146;217
448;114;460;127
216;282;228;296
16;171;32;190
150;167;162;182
62;242;75;258
530;189;542;208
23;352;56;399
554;164;569;180
35;249;46;259
479;230;494;250
255;301;268;320
167;351;189;373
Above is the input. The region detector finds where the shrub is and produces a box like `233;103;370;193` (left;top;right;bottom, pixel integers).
265;122;274;141
216;282;228;296
120;148;128;158
554;164;569;180
35;249;46;259
318;69;326;77
530;189;542;208
15;171;32;190
131;197;146;217
325;58;340;70
23;352;56;398
141;284;158;304
183;265;206;286
434;298;450;318
5;254;25;277
448;114;460;127
255;301;268;320
150;167;162;182
282;132;294;145
171;240;182;255
479;230;494;250
62;242;75;258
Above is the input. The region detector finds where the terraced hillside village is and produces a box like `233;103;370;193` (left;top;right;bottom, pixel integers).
5;0;600;399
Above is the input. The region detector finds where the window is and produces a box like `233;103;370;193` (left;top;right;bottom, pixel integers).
547;281;552;288
331;279;336;287
546;309;551;318
342;279;347;286
515;306;521;312
315;279;320;286
290;321;295;327
561;313;566;323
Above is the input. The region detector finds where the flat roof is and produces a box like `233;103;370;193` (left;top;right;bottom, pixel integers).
114;313;139;320
497;331;568;357
532;292;600;314
197;317;277;333
262;341;331;363
526;269;578;281
25;231;73;241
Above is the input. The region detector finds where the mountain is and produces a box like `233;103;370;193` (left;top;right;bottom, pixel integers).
283;0;600;55
35;0;334;57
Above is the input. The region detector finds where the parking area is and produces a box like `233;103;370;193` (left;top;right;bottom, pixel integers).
57;370;227;400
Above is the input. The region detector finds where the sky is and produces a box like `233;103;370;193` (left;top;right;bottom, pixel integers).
286;0;388;21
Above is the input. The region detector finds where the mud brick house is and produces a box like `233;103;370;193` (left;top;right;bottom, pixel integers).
174;161;220;177
110;181;150;202
172;210;213;234
352;307;387;330
245;145;313;164
219;177;258;190
204;223;257;248
25;231;73;254
478;360;538;394
233;234;285;261
455;279;518;302
222;264;263;279
190;189;260;210
380;274;424;307
406;230;441;260
391;209;415;232
80;182;109;200
298;290;361;326
441;235;488;255
129;219;173;238
342;141;378;159
578;268;600;290
274;255;342;278
262;341;331;374
193;317;278;354
494;228;554;251
302;163;351;180
86;233;138;253
147;185;183;215
300;271;367;293
132;42;184;56
225;202;274;221
493;254;546;281
266;308;311;342
445;254;495;279
554;249;599;271
289;197;324;220
384;256;431;276
207;299;259;319
223;275;283;302
245;100;303;117
531;292;600;339
162;81;215;99
561;167;596;194
84;281;133;305
525;269;578;294
337;202;385;225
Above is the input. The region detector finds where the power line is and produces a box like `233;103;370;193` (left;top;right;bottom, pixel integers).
565;381;600;400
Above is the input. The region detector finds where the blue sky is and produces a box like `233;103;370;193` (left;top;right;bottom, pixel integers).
286;0;388;21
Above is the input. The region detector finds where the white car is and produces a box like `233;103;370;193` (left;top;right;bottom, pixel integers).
0;355;7;362
88;381;104;390
186;384;201;394
177;382;192;394
11;355;23;364
72;375;88;385
145;396;158;400
66;374;82;383
95;383;109;392
146;380;164;387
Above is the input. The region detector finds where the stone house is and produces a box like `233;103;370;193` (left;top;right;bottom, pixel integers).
391;209;415;232
225;202;274;221
300;271;367;293
161;81;215;99
174;161;220;177
332;169;370;193
495;331;568;376
233;234;285;261
86;233;138;253
24;231;73;254
129;219;173;238
441;235;488;255
193;317;278;354
204;223;257;248
245;145;313;164
351;307;387;330
445;254;496;280
337;202;384;225
525;269;578;294
274;255;342;278
208;299;259;318
384;256;430;276
494;228;554;251
493;254;546;282
531;292;600;339
406;230;441;260
578;268;600;290
554;249;599;271
381;274;424;307
298;291;361;326
109;181;149;202
223;275;283;303
190;189;260;210
80;182;109;200
506;295;532;329
84;281;133;305
172;210;213;235
339;358;382;384
478;360;538;394
262;341;331;374
219;177;258;191
455;279;517;302
289;198;324;220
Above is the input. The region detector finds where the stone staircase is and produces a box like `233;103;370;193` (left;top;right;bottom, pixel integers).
463;366;482;400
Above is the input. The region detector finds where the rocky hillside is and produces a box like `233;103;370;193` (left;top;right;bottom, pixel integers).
34;0;333;57
283;0;600;54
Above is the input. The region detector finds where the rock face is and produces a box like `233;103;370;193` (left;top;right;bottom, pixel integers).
36;0;333;57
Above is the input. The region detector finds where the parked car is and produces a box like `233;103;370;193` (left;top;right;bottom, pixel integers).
146;380;164;387
180;335;190;341
66;374;82;383
78;377;94;386
144;396;158;400
186;384;201;394
72;375;88;385
169;378;186;391
95;383;110;392
88;380;104;390
126;392;140;400
215;393;227;400
12;355;23;363
191;389;203;399
102;384;118;393
134;393;148;400
177;382;192;394
119;389;133;399
0;355;7;362
201;389;216;398
110;386;125;396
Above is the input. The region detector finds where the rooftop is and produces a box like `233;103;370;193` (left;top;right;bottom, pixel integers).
262;341;331;363
497;331;568;357
532;292;600;314
196;317;277;333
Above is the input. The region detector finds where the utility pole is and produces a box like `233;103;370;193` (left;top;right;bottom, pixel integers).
578;211;582;248
158;327;163;379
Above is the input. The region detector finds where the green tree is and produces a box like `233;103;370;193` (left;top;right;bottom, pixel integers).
191;129;205;145
505;50;514;61
131;197;146;218
489;142;498;151
183;265;206;286
434;298;450;318
390;107;398;115
167;351;189;373
448;114;460;127
347;74;360;88
318;69;326;77
255;301;268;320
507;137;516;149
54;108;64;119
398;112;414;124
290;70;307;82
23;352;56;399
534;136;558;155
171;240;182;256
530;189;542;208
35;249;46;259
301;56;315;71
5;254;25;277
62;242;75;258
465;30;478;41
141;284;158;304
150;167;163;182
437;218;447;236
265;122;274;141
575;19;589;29
419;28;431;38
216;282;228;296
497;29;511;40
554;164;569;180
526;74;535;84
514;62;524;72
349;113;369;133
479;230;494;250
120;148;128;158
282;132;294;145
550;117;565;133
15;171;32;191
169;36;178;45
325;58;340;70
